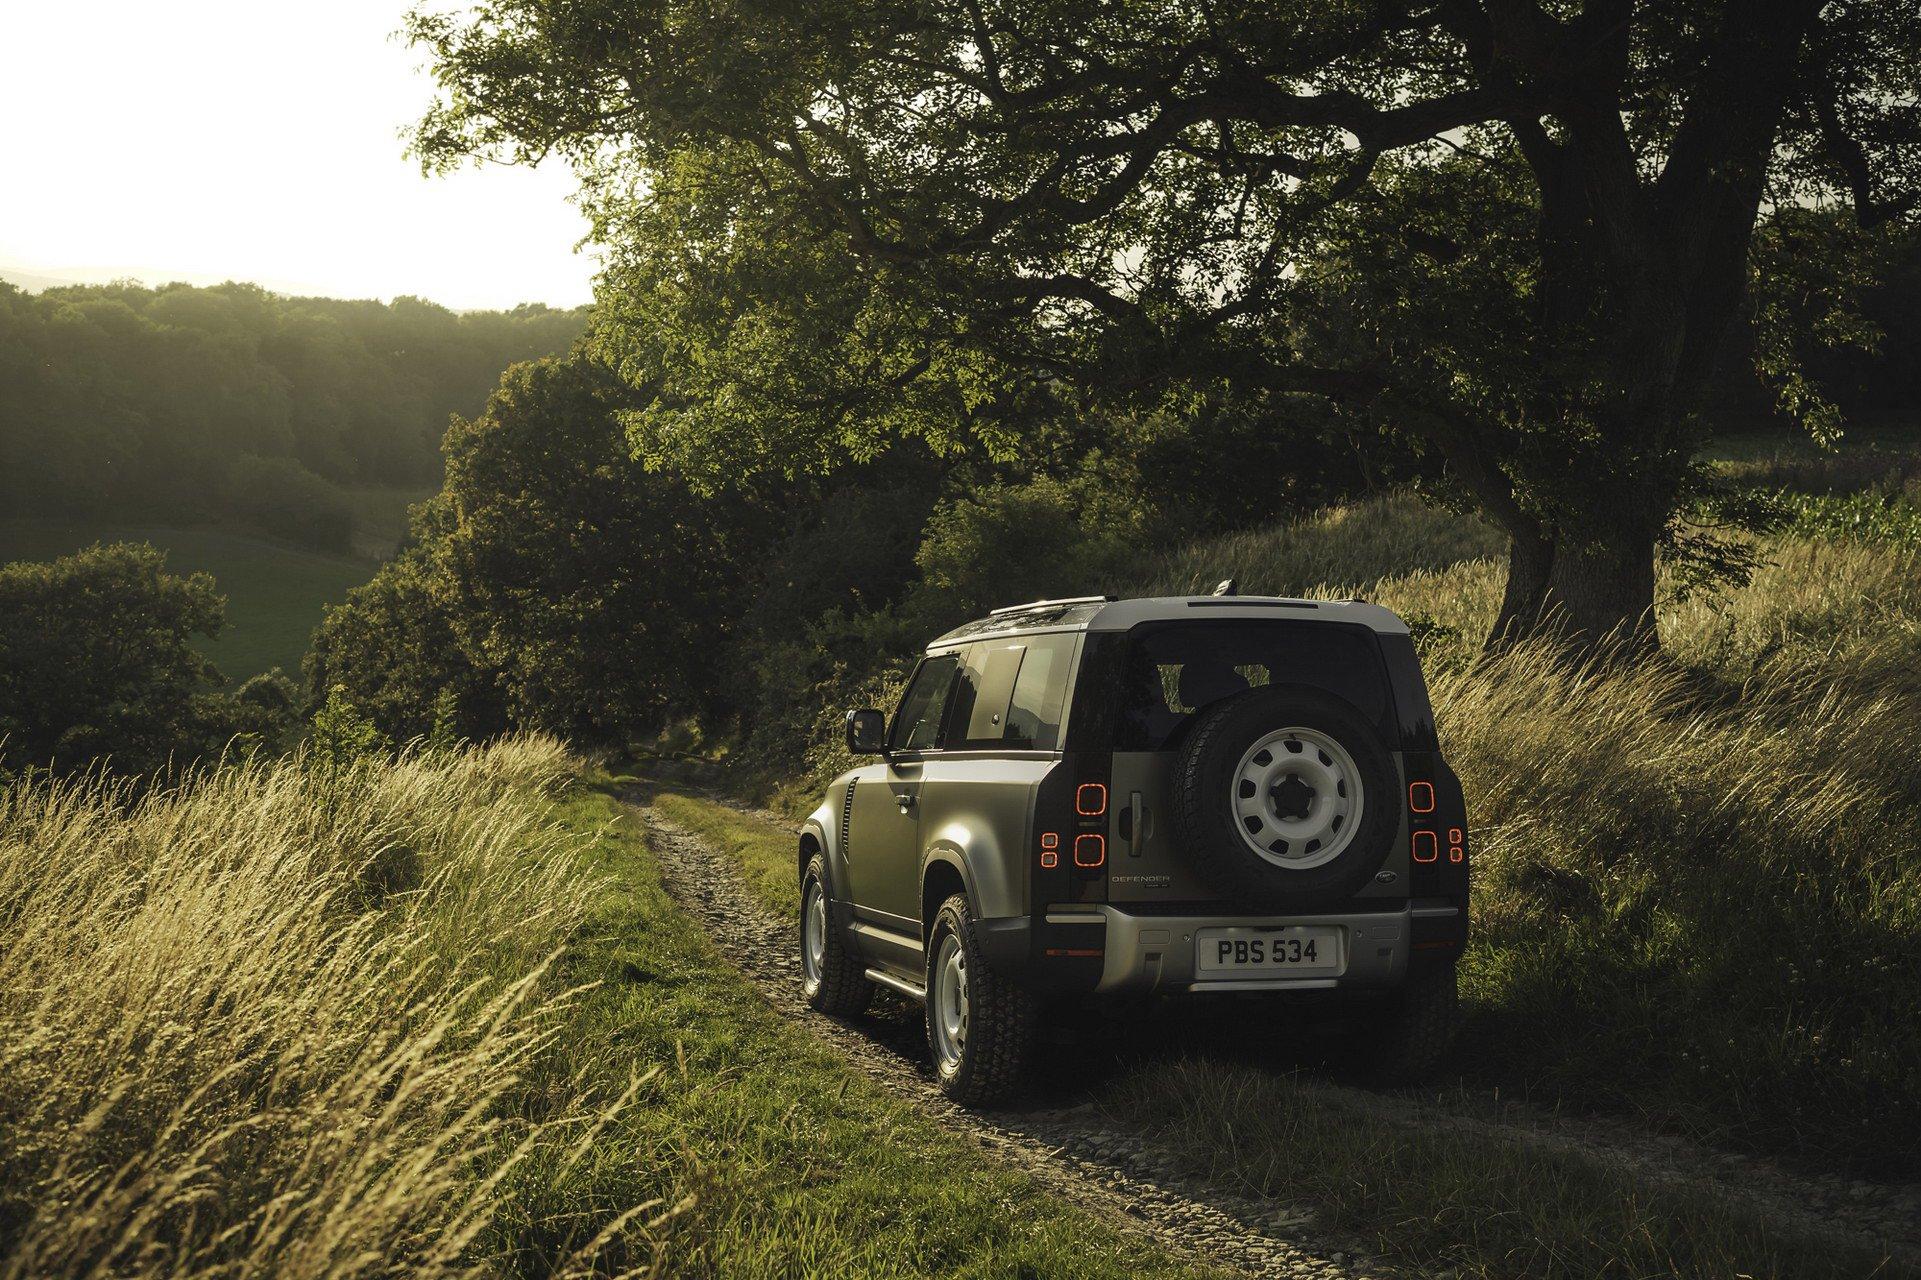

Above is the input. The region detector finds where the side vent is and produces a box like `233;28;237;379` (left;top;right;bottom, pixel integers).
840;780;858;858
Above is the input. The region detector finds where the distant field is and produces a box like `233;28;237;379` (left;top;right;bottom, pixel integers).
341;483;433;561
0;521;376;684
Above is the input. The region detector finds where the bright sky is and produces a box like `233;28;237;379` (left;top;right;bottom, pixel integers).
0;1;596;310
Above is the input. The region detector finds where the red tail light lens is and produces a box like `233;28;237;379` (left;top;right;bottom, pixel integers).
1408;781;1435;813
1075;783;1108;816
1411;830;1438;863
1073;834;1106;867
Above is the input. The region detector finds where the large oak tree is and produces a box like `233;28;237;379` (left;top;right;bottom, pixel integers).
409;0;1920;653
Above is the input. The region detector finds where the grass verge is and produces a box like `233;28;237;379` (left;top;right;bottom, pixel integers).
654;788;1913;1280
527;780;1220;1279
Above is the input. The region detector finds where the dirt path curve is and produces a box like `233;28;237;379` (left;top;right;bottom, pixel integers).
631;794;1921;1276
635;801;1378;1280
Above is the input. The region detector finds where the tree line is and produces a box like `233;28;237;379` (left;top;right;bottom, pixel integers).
0;280;586;552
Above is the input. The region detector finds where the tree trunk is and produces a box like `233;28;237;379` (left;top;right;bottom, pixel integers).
1485;520;1658;659
1485;528;1556;653
1541;523;1660;658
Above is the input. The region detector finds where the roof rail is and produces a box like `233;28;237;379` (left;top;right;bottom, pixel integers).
988;594;1115;617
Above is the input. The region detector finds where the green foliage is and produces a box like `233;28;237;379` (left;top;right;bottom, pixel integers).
308;684;385;769
0;519;378;686
0;280;586;550
408;0;1921;649
1782;489;1921;548
312;357;772;750
0;542;297;776
223;456;356;554
305;523;506;747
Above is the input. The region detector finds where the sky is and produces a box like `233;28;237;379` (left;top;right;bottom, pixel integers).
0;1;597;310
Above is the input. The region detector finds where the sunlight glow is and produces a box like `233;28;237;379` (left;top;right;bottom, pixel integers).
0;1;596;310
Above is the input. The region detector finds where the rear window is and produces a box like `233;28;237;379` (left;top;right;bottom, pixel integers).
1114;621;1394;751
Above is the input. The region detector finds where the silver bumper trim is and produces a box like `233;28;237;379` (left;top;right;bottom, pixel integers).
1077;904;1439;993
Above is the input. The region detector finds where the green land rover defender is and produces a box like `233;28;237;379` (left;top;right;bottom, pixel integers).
797;593;1470;1104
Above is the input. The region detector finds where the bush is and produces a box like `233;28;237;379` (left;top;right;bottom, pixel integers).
306;520;508;747
0;543;223;776
225;455;357;553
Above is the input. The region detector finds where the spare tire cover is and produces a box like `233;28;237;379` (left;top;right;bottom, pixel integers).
1170;684;1399;909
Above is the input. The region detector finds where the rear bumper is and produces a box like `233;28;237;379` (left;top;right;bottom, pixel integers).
1040;901;1462;994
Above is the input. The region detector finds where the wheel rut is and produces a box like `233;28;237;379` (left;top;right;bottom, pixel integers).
635;800;1380;1280
629;790;1921;1277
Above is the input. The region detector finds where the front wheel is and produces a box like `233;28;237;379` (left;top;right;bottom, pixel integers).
801;856;871;1015
926;894;1034;1106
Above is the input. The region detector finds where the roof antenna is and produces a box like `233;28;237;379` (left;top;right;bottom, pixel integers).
1212;578;1238;597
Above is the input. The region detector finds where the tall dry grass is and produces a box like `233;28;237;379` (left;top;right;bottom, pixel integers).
1130;500;1921;1171
0;737;656;1278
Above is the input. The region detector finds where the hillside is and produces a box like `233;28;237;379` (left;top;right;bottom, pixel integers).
0;520;381;684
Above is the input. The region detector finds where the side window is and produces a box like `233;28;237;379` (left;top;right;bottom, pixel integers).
1003;633;1075;750
889;653;960;752
945;633;1076;751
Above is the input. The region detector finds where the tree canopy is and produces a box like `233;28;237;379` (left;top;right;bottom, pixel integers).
0;280;587;550
409;0;1921;653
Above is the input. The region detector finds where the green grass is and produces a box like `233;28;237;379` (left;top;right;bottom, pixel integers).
517;780;1222;1279
340;484;435;561
651;791;802;916
0;519;374;683
648;788;1910;1280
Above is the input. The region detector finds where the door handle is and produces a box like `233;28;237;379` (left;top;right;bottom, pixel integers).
894;792;916;809
1127;791;1144;856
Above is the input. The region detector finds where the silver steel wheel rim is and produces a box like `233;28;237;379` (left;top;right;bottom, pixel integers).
802;882;827;992
931;933;968;1072
1230;726;1364;870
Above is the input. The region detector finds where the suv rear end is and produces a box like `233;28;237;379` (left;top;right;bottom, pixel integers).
1027;599;1469;1007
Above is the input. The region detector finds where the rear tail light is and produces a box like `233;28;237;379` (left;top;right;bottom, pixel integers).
1039;831;1059;868
1073;834;1106;867
1408;781;1435;813
1411;830;1438;863
1075;783;1108;816
1448;827;1465;863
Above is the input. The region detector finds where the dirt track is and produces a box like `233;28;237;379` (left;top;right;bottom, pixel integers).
629;794;1921;1278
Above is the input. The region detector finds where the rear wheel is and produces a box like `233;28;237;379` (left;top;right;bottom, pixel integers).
926;893;1034;1106
1349;963;1459;1083
801;855;871;1015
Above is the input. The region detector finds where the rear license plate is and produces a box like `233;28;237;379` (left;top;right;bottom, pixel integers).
1195;926;1342;977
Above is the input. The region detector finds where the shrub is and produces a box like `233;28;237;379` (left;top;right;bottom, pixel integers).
225;455;358;553
0;543;225;777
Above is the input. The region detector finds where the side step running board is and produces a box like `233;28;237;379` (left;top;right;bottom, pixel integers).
864;968;926;1001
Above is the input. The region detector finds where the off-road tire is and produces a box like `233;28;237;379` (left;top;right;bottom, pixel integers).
1172;685;1400;910
927;893;1035;1106
1354;963;1458;1083
801;855;871;1016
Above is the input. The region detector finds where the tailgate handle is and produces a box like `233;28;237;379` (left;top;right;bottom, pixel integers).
1121;791;1144;856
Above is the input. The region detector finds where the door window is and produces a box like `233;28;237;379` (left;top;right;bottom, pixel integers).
888;653;960;752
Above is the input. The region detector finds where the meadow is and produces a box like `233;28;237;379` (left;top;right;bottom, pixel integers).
0;484;420;683
758;454;1921;1181
0;738;1228;1279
